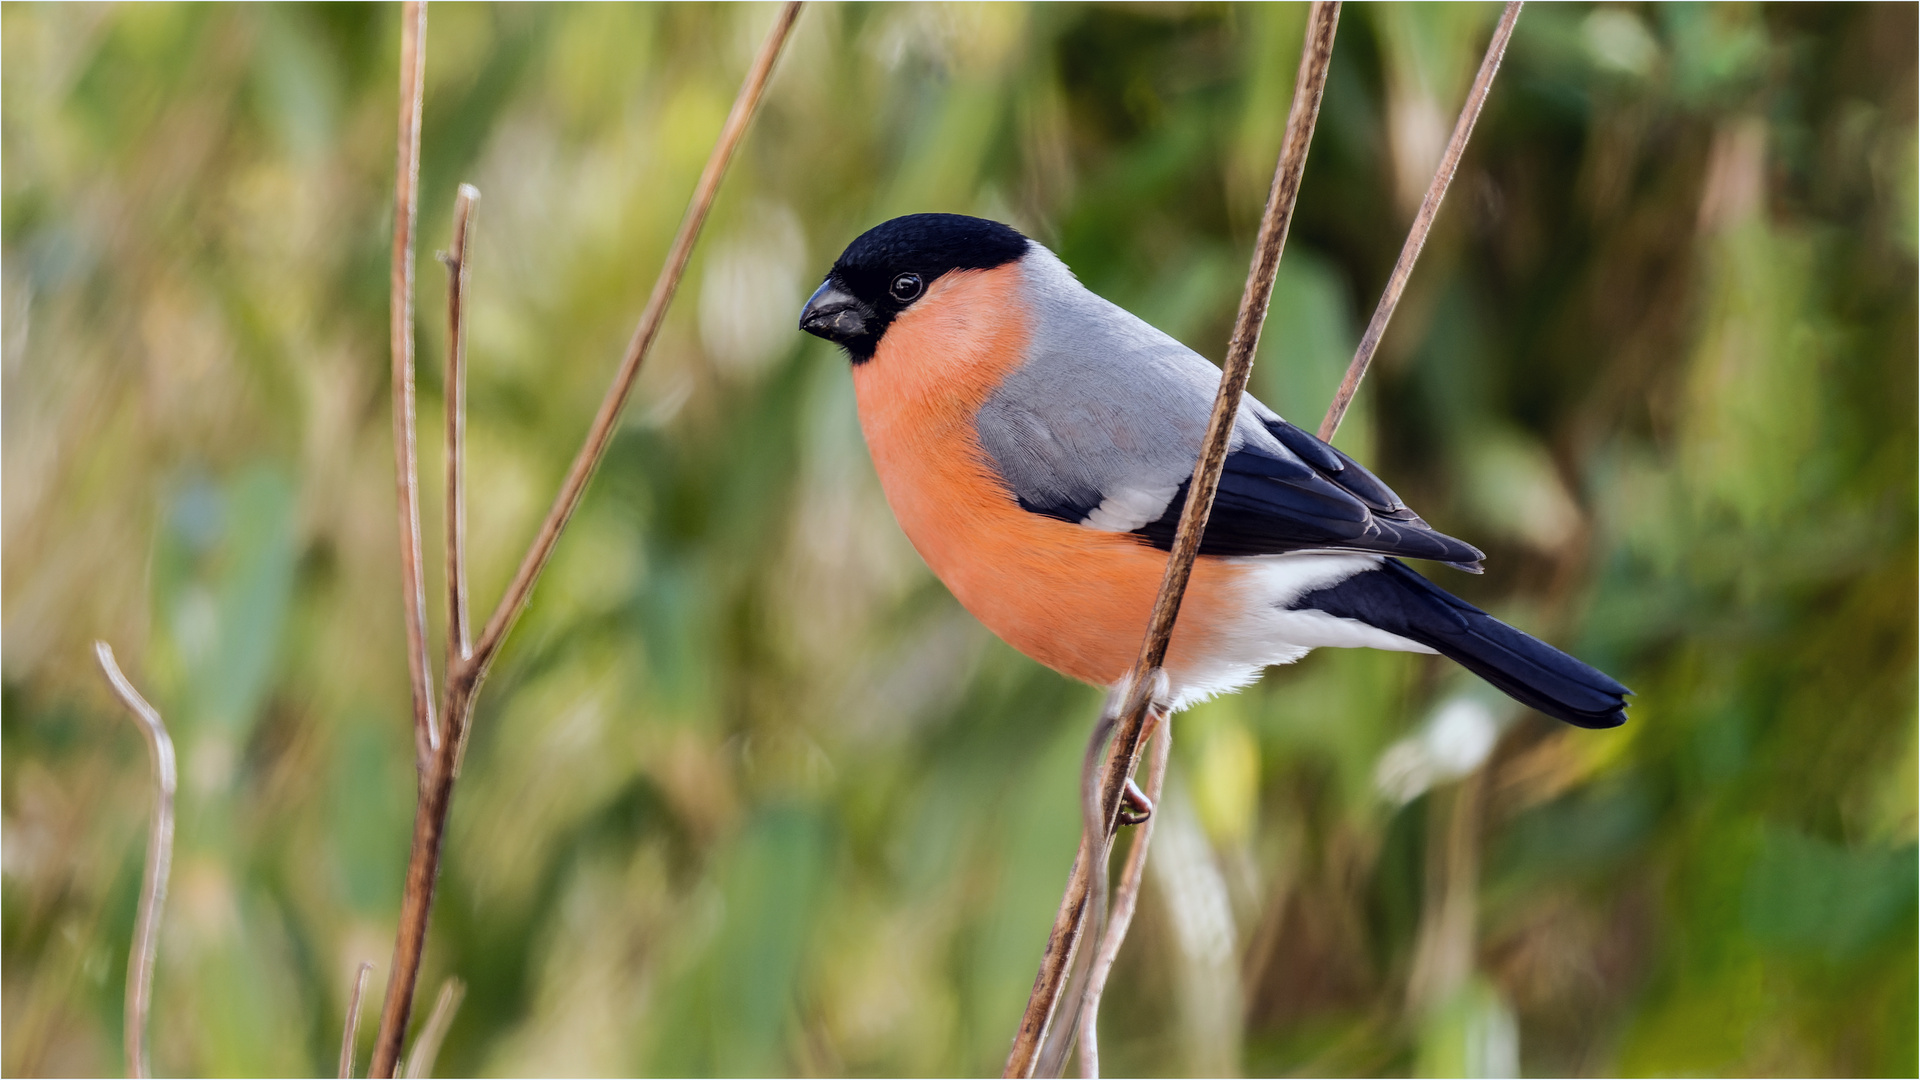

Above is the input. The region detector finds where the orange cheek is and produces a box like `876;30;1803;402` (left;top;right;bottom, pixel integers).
848;264;1238;686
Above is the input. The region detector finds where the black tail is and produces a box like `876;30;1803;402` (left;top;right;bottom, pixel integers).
1292;558;1630;729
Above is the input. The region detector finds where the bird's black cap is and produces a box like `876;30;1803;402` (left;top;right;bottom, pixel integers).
799;214;1030;362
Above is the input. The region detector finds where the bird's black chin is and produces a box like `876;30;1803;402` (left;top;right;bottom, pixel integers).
799;279;881;363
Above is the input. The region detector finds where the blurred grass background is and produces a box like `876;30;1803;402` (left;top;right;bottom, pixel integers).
3;2;1915;1076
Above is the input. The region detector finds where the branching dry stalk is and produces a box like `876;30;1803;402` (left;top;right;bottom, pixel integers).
1003;4;1342;1075
365;5;803;1076
388;0;436;774
340;960;375;1079
1319;0;1522;442
93;642;175;1080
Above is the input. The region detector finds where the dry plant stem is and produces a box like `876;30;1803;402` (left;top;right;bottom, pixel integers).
1038;696;1170;1079
401;979;465;1080
466;0;803;674
1075;712;1171;1079
366;7;802;1076
1318;0;1521;442
1022;838;1095;1076
1033;682;1149;1080
443;185;479;670
93;642;175;1080
340;961;375;1079
1003;5;1341;1075
389;0;437;772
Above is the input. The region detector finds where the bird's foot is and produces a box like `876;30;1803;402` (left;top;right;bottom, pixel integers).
1118;777;1153;826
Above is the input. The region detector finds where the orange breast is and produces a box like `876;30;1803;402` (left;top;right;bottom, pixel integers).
850;263;1237;687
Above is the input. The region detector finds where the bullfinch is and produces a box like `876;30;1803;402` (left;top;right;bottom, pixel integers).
798;213;1628;727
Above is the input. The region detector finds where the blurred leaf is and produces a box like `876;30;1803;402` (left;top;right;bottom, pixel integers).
1741;827;1917;963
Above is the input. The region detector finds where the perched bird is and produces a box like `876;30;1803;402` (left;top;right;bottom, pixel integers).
798;213;1628;727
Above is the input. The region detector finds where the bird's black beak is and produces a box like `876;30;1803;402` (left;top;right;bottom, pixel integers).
798;279;875;345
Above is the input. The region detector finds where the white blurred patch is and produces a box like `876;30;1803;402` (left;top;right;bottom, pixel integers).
1583;8;1659;78
1462;429;1584;553
1468;988;1521;1079
1420;978;1521;1079
1375;696;1504;804
1389;92;1449;217
698;203;807;378
869;3;1026;73
1149;783;1242;1076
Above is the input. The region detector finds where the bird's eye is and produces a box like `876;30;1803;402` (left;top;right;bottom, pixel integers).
889;273;924;303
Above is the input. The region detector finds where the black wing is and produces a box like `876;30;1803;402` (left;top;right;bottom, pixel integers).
1293;558;1627;727
1131;416;1485;571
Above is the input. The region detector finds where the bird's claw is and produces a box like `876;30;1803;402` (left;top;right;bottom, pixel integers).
1118;777;1153;826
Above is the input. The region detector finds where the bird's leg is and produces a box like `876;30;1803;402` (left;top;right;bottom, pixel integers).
1118;779;1154;826
1115;693;1170;827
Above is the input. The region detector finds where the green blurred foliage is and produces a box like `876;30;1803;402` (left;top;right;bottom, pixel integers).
3;3;1913;1077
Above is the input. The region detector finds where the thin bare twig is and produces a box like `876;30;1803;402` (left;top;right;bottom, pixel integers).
442;185;478;671
465;0;803;676
389;0;436;772
340;961;375;1079
1318;0;1521;442
366;7;803;1076
401;978;465;1080
93;642;175;1080
1004;4;1342;1075
1075;711;1172;1078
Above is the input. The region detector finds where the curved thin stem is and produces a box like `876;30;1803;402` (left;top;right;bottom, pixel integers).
93;642;175;1080
1033;682;1144;1080
1319;0;1522;442
1003;5;1342;1075
1075;710;1171;1078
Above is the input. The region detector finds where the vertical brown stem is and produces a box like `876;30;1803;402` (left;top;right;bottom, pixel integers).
1319;0;1522;442
1003;4;1342;1075
93;643;175;1080
368;743;455;1079
389;0;436;772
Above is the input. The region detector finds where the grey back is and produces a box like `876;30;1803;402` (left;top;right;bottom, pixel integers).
975;245;1295;530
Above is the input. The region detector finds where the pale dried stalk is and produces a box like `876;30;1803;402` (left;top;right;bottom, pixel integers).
1035;678;1167;1079
1074;714;1172;1078
93;642;175;1080
388;0;436;772
366;6;803;1075
1318;0;1522;442
401;979;465;1080
443;185;478;671
1003;4;1342;1076
340;961;374;1079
